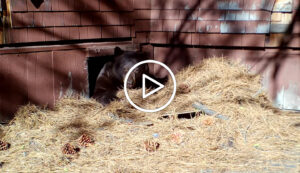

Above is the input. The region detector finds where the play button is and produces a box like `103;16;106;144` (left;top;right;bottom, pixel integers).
142;74;164;99
124;60;176;113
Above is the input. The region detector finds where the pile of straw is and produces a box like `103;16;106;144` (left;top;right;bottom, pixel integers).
0;58;299;172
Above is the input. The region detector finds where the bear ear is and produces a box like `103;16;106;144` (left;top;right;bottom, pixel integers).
114;47;124;56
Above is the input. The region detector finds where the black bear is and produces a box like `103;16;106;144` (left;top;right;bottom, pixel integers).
92;47;165;106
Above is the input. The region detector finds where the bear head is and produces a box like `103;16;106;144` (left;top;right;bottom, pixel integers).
111;47;150;88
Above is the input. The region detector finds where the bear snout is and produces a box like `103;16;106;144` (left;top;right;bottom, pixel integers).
127;77;136;88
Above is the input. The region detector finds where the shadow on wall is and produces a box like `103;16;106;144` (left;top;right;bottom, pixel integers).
0;0;299;122
254;5;300;100
152;0;299;103
0;49;88;123
0;0;132;122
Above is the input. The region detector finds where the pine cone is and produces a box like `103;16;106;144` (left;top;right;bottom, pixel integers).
178;83;191;94
144;140;160;152
78;134;95;147
0;140;10;151
62;143;80;155
202;117;214;126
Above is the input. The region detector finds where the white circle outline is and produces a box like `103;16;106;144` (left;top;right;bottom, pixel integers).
124;60;176;113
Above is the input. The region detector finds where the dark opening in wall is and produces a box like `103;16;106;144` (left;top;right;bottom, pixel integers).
87;56;113;97
31;0;44;9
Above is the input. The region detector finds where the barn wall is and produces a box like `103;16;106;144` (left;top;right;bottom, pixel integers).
2;0;299;46
3;0;134;43
0;0;299;121
150;46;300;110
136;0;300;110
0;41;136;122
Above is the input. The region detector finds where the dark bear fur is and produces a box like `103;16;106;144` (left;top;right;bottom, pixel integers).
92;47;166;106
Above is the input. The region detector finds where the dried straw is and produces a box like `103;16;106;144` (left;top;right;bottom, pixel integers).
0;58;299;172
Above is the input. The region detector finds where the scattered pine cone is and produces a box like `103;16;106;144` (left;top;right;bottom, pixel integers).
202;117;214;126
78;134;95;147
178;83;191;94
144;140;160;152
0;140;10;151
209;146;219;151
170;132;183;144
62;143;80;155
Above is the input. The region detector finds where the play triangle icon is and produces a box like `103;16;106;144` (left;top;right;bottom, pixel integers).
142;74;164;99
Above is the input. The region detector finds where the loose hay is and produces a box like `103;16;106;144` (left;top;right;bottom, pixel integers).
0;58;299;172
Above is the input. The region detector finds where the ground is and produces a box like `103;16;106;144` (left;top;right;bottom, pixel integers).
0;58;299;172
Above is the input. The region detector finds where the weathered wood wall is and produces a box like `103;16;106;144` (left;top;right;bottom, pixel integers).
0;41;136;122
0;0;299;122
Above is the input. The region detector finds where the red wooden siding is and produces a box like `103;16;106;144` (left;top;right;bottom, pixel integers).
0;41;134;122
5;0;134;43
3;0;298;47
152;47;300;100
0;0;299;121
